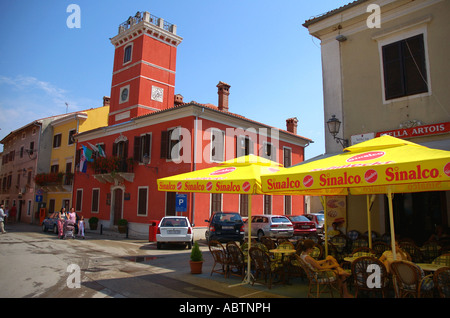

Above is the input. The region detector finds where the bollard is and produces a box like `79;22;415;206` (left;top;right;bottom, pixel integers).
100;224;103;235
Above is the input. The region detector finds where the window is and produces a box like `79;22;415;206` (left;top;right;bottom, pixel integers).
263;195;272;215
27;200;31;216
29;142;34;156
53;134;62;148
236;136;253;157
123;45;132;64
211;129;224;162
137;187;148;216
382;34;428;100
211;193;222;213
261;141;276;162
284;196;292;215
119;85;130;103
91;189;99;213
160;128;181;160
283;147;292;167
134;134;152;163
68;130;76;145
50;164;59;173
75;189;83;212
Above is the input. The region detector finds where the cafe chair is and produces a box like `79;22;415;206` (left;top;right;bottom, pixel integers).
249;246;283;289
208;240;229;278
433;267;450;298
352;247;376;257
273;241;296;265
372;241;390;258
351;256;389;298
330;234;349;255
351;237;369;251
260;236;276;250
295;254;338;298
421;241;441;263
226;241;246;280
399;242;424;263
310;243;324;260
347;230;360;241
390;261;434;298
432;253;450;266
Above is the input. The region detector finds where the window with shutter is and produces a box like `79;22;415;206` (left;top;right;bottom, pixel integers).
382;34;428;100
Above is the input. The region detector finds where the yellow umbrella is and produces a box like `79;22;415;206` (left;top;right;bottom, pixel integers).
262;135;450;259
157;154;284;284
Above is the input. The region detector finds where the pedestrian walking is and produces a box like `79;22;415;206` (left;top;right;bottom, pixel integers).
58;208;67;239
0;204;7;234
78;216;85;239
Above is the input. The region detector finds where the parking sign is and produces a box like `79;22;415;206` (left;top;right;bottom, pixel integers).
175;194;187;212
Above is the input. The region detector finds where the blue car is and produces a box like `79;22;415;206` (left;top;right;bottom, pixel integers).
42;213;66;234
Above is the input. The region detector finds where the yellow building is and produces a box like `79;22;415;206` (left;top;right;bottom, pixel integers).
40;99;109;214
303;0;450;244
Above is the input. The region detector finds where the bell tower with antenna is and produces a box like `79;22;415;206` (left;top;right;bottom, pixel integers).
108;11;183;126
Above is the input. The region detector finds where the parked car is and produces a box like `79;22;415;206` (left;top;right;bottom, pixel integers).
287;215;317;236
42;213;65;234
156;216;194;249
305;213;325;233
205;212;245;244
245;215;294;240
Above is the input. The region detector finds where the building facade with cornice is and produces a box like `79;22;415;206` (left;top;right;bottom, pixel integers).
73;12;312;238
303;0;449;243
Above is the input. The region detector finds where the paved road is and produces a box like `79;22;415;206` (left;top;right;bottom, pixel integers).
0;223;288;300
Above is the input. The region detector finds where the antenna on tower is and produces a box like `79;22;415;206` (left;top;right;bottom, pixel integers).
65;102;69;113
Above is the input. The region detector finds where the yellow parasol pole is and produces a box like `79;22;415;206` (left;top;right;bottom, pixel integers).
387;187;397;260
320;196;328;257
245;195;253;284
366;194;376;249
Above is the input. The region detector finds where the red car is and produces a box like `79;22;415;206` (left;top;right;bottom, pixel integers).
287;215;317;236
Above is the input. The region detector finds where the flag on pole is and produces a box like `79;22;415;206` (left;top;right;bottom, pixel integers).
80;145;93;173
97;144;106;158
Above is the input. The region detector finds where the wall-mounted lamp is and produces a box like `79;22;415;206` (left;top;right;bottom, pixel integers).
142;154;158;173
336;34;347;42
326;115;349;148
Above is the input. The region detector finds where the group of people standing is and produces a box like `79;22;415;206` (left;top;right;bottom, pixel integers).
56;207;85;239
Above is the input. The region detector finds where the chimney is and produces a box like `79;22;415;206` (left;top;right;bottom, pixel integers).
286;117;298;134
174;94;184;106
217;81;230;112
103;96;110;106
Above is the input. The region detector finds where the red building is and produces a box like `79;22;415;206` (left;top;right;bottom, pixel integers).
73;12;312;237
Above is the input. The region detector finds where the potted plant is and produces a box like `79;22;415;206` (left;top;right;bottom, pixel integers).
118;219;128;234
189;241;203;274
88;217;99;230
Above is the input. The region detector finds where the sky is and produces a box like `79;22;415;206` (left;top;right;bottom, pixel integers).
0;0;352;159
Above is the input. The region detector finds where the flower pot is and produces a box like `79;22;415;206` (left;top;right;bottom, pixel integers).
189;261;203;274
89;223;98;230
118;225;127;234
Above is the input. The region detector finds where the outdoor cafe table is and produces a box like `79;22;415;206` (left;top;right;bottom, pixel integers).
269;248;297;284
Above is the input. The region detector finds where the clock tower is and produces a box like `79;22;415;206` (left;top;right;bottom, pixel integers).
108;12;183;125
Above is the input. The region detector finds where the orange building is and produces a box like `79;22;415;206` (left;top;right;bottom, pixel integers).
73;12;312;237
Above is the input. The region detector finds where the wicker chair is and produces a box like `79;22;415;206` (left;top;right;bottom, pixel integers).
249;246;283;289
390;260;434;298
310;243;324;260
432;253;450;266
421;241;441;263
208;240;229;278
351;256;389;298
260;236;276;250
399;241;424;263
433;267;450;298
372;241;391;258
351;237;369;251
330;234;349;255
226;241;246;280
295;254;338;298
352;247;376;257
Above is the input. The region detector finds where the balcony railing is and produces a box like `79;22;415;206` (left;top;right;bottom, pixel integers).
118;11;176;34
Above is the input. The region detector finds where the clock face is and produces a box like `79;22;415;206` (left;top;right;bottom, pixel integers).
151;86;164;102
121;88;129;102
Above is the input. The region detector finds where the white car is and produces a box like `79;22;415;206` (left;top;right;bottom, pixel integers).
244;215;294;240
156;216;194;249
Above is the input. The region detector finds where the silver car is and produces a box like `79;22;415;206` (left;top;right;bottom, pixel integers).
156;216;194;249
244;215;294;240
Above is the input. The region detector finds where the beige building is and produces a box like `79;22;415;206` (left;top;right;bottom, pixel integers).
303;0;449;244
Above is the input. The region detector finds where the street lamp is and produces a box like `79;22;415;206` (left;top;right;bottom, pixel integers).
142;154;158;173
326;115;348;148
